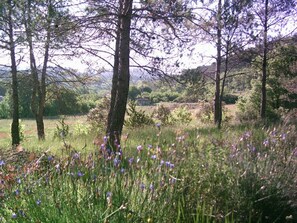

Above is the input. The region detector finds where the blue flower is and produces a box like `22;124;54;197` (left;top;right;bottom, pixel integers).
47;156;53;161
151;155;157;159
113;158;120;167
0;160;5;166
106;191;112;198
77;171;84;177
16;178;21;184
36;199;41;205
140;183;145;191
12;213;17;219
14;189;20;196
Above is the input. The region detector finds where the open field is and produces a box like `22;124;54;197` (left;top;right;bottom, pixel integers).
0;104;296;222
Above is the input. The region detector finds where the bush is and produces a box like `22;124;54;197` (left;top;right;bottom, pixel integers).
152;104;173;125
86;97;110;134
222;94;239;104
0;95;11;119
171;106;192;125
125;101;154;128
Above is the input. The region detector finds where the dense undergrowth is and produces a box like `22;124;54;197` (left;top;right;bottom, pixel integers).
0;122;296;222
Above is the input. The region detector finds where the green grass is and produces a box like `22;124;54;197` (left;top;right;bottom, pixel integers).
0;117;296;222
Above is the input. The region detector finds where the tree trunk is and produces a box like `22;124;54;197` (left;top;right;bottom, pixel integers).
26;0;51;140
8;0;20;145
260;0;269;120
214;0;222;128
106;0;133;150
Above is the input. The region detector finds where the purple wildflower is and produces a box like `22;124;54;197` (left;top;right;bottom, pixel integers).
47;156;53;161
0;160;5;166
36;199;41;206
12;213;17;219
137;145;143;152
151;155;157;159
113;158;120;167
77;171;84;177
14;189;20;196
263;139;269;147
128;157;134;165
16;178;21;184
149;183;154;191
140;183;145;191
72;153;80;160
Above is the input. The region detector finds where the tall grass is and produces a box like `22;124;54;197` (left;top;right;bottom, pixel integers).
0;121;296;222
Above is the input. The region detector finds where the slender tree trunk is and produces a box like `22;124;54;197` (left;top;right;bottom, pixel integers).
214;0;222;128
106;2;121;147
8;0;20;145
219;41;230;128
25;0;51;140
106;0;133;150
261;0;269;119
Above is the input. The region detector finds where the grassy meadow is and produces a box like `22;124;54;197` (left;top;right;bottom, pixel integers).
0;106;296;222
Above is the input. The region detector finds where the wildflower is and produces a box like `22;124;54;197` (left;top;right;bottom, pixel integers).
169;178;176;184
47;156;53;161
0;160;5;166
12;213;17;219
77;171;84;177
147;144;153;149
14;189;20;196
113;158;120;167
16;178;21;184
103;136;108;143
72;153;80;160
106;192;112;198
140;183;145;191
120;168;125;173
156;123;161;130
151;155;157;159
128;157;134;165
263;139;269;147
36;199;41;205
281;133;286;141
149;183;154;191
137;145;143;152
160;160;164;166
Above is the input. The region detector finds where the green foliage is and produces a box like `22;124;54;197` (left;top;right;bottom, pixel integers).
128;86;141;100
195;102;214;123
152;104;173;125
236;79;281;122
86;97;110;133
125;101;154;128
171;106;192;124
222;93;239;104
0;94;11;119
54;117;70;139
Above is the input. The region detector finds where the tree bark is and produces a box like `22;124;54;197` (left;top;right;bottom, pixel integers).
8;0;20;145
260;0;269;120
106;0;133;150
214;0;222;128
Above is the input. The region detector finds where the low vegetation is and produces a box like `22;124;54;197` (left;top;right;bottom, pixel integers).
0;109;296;222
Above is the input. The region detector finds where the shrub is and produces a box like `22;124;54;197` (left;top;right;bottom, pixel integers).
86;97;110;133
125;101;154;128
171;106;192;125
152;104;173;125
